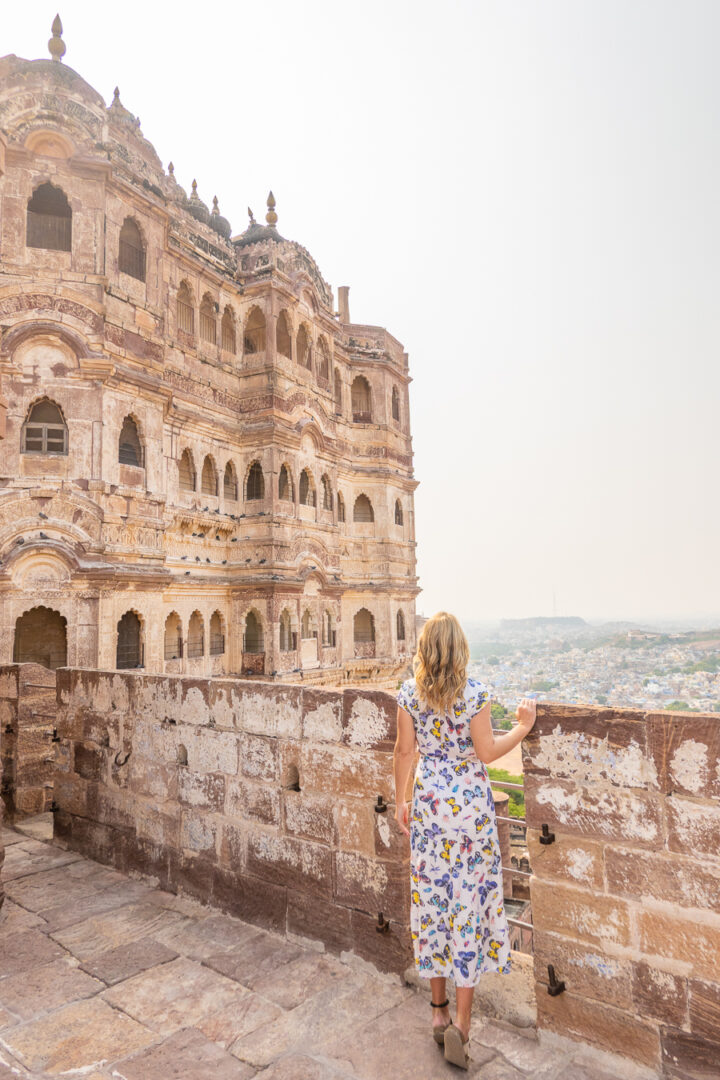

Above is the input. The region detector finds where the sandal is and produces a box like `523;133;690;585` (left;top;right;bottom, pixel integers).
431;998;452;1046
444;1022;470;1069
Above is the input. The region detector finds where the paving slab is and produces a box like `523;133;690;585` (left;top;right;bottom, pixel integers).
0;957;103;1020
40;880;153;932
113;1027;256;1079
204;932;304;986
473;1018;560;1075
103;956;250;1036
0;900;46;933
79;937;179;986
1;842;82;881
254;1054;353;1079
49;902;188;961
230;972;409;1068
250;952;349;1010
12;814;53;842
156;913;265;961
0;829;25;847
0;996;155;1075
0;928;68;979
194;991;284;1049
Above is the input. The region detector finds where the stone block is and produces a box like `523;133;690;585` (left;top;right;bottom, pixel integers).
606;845;720;914
348;908;413;974
283;789;336;845
336;799;376;856
298;743;392;799
535;982;661;1070
286;889;353;955
218;820;246;868
526;829;605;890
373;803;409;860
240;733;278;781
631;960;688;1027
334;850;409;921
127;758;177;802
532;928;633;1008
247;830;333;898
660;1027;720;1080
666;794;720;861
187;728;239;774
637;909;720;981
74;742;106;782
524;703;651;781
524;773;663;849
301;688;343;742
647;711;720;798
529;877;631;948
179;809;218;856
342;688;397;751
170;851;215;904
231;682;303;739
178;769;225;812
212;866;287;932
225;775;280;825
688;976;720;1042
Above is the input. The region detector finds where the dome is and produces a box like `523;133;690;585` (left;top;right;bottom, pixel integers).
234;191;284;248
187;179;210;225
210;196;232;240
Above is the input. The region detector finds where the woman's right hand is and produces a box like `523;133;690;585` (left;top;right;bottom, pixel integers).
516;697;537;733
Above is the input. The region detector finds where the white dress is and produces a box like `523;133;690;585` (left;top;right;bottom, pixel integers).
397;676;513;987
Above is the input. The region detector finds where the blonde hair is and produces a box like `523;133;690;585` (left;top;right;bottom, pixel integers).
414;611;470;712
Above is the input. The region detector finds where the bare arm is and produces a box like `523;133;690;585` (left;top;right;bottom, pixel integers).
469;697;537;765
393;705;417;836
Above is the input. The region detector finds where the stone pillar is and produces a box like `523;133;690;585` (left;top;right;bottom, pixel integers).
338;286;350;324
491;787;512;899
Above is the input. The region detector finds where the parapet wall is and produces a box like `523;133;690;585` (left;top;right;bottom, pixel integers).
52;669;413;974
524;703;720;1077
0;664;56;820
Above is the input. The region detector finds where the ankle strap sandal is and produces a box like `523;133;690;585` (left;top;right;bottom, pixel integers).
431;999;451;1046
431;999;449;1009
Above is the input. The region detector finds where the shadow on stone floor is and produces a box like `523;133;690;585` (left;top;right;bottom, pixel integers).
0;819;647;1079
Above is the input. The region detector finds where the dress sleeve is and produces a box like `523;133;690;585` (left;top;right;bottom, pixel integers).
471;681;490;715
397;680;410;713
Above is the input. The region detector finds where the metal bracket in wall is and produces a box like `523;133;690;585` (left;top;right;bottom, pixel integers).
547;964;565;995
538;824;555;845
374;795;388;814
114;749;131;767
376;912;390;934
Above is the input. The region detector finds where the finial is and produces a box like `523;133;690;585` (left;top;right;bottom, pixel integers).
212;195;219;215
168;161;175;176
266;190;278;227
48;14;66;62
248;206;256;225
191;179;198;196
113;87;120;103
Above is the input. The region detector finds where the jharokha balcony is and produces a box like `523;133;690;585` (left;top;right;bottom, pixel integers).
0;664;717;1079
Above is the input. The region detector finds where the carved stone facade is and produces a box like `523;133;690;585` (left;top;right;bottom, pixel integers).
0;31;418;684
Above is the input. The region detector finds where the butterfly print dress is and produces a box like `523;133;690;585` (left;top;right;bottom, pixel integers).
397;676;512;987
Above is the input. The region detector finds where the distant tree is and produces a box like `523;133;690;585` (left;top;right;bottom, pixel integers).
596;694;608;704
664;700;699;712
487;655;500;666
531;679;557;692
491;703;507;721
498;718;513;730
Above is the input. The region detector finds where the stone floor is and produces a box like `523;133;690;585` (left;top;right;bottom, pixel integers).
0;818;643;1080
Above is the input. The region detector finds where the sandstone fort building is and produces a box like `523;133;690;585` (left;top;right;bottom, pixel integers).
0;19;418;683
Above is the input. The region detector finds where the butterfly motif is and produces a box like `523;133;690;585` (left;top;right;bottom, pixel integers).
454;950;477;980
440;838;456;862
434;873;454;900
446;798;461;816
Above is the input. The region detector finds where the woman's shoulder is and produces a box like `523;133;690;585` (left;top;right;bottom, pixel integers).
397;677;417;711
464;676;490;712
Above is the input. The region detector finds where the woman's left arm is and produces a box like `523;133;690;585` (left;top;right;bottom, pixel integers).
393;705;417;836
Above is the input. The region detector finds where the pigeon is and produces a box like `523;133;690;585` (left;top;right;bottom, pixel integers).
222;560;227;565
192;532;198;537
238;514;246;519
197;532;205;538
215;535;221;540
181;555;187;560
195;556;201;562
213;509;220;515
38;512;48;519
245;558;251;563
203;506;209;512
16;537;24;545
231;538;238;542
39;532;48;539
259;558;266;564
185;571;190;575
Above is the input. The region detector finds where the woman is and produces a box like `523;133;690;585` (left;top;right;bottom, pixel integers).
393;611;537;1069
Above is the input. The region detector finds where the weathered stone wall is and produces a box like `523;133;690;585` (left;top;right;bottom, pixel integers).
53;668;413;974
0;664;56;820
524;702;720;1078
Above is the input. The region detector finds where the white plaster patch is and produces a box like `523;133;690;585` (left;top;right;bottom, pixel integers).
532;723;657;788
304;702;343;743
346;698;388;749
534;784;658;841
573;952;619;978
337;850;388;892
239;690;301;739
177;687;210;727
565;848;595;883
254;832;326;876
670;739;708;794
376;814;391;848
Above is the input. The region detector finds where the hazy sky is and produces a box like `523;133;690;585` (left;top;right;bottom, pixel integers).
5;3;720;623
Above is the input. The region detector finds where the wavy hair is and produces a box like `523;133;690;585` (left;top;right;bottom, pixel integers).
414;611;469;712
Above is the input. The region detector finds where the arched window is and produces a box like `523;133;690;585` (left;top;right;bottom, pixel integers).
397;609;406;641
321;474;332;511
164;612;183;660
221;307;236;354
22;399;67;454
200;294;217;345
177;281;194;335
297;324;311;368
209;611;225;655
244;610;264;653
276;311;292;359
279;609;293;651
353;494;374;523
394;499;404;526
333;369;342;414
224;461;238;501
179;449;196;492
118;416;142;467
201;455;218;496
13;606;67;669
27;182;71;252
117;611;143;669
322;610;334;646
317;337;330;380
299;469;315;507
187;611;204;658
278;464;293;501
301;609;315;639
351;376;371;422
246;461;265;500
391;385;400;422
244;307;266;353
354;608;375;644
337;491;346;523
119;217;146;281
